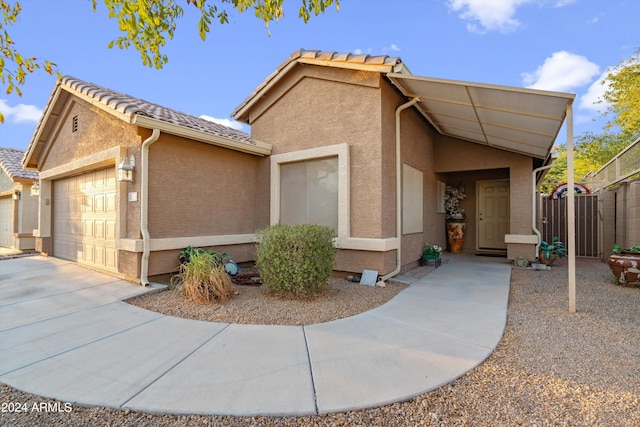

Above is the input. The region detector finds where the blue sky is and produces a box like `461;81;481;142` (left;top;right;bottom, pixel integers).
1;0;638;152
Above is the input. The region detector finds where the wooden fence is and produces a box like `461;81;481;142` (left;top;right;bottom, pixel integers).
541;194;599;257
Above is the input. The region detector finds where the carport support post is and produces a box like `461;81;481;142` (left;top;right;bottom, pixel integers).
567;103;576;313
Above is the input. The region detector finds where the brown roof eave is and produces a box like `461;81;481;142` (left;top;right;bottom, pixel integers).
132;115;272;156
22;81;66;171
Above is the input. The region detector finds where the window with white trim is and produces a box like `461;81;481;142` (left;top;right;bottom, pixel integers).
280;156;338;230
271;143;350;239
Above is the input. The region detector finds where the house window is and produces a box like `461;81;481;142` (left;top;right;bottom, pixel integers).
271;143;350;239
280;157;338;230
402;163;423;234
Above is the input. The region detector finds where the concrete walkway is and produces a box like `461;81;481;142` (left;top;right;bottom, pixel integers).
0;255;511;416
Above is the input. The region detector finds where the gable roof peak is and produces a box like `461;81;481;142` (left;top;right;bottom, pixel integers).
233;48;409;123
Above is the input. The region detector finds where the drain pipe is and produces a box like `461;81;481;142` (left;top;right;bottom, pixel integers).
532;153;558;254
381;97;420;282
140;128;161;286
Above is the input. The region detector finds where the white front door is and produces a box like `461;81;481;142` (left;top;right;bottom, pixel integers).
477;180;510;250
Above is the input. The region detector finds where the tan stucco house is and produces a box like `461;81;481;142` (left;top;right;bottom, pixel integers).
22;78;272;284
232;49;574;279
0;147;39;251
23;49;575;284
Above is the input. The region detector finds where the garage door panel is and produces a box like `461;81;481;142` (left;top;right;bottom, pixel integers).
105;192;116;212
53;168;117;272
84;242;94;264
106;220;116;240
0;197;14;248
84;219;94;238
95;194;105;212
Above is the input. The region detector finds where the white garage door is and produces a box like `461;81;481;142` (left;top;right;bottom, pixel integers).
53;168;117;271
0;196;13;248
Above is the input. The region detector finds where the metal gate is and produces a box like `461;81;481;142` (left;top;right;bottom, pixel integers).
541;194;599;257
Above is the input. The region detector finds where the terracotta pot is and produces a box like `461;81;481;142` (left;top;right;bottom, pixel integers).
447;222;465;254
538;251;557;265
608;254;640;287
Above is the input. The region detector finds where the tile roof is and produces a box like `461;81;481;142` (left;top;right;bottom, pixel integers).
232;49;407;122
62;76;256;145
293;49;403;67
0;147;39;181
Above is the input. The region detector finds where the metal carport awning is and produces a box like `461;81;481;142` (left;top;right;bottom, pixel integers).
388;72;579;313
387;73;575;161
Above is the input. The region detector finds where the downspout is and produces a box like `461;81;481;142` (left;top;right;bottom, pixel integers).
532;153;558;254
381;97;420;282
140;128;161;286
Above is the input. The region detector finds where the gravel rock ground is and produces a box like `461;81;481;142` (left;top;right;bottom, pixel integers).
2;258;639;426
126;276;407;326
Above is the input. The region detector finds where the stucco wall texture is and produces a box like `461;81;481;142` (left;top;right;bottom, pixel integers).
602;178;640;254
147;135;261;238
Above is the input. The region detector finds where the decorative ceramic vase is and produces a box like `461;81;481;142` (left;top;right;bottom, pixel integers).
538;251;557;266
608;254;640;286
447;222;465;254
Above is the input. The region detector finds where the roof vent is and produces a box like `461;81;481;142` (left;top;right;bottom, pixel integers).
72;116;78;133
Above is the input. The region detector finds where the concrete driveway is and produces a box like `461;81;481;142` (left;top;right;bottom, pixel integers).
0;255;511;416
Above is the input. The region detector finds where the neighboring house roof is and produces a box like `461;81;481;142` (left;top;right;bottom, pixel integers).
232;49;410;122
0;147;39;182
23;76;271;170
233;48;575;163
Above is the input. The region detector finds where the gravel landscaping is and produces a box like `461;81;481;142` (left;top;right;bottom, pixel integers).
126;276;407;326
2;257;639;426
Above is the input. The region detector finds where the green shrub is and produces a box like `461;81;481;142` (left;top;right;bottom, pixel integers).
256;224;337;298
178;246;229;266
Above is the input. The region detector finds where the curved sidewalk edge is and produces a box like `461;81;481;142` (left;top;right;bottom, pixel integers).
0;255;511;416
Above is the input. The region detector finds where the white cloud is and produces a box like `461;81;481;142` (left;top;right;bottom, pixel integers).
553;0;576;7
446;0;531;33
521;51;600;92
199;115;246;131
0;99;42;123
353;45;400;55
446;0;575;33
578;69;611;113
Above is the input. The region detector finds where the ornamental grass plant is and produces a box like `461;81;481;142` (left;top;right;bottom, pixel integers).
171;249;234;304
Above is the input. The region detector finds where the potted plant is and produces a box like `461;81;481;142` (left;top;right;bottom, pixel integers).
538;237;567;265
608;244;640;286
444;184;466;253
421;243;442;267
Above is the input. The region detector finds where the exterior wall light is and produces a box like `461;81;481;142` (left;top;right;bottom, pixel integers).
31;181;40;196
118;155;135;183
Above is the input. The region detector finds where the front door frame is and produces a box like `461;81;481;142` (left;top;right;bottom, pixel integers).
476;179;510;253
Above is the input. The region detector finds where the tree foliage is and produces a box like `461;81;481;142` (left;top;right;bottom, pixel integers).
0;0;339;122
0;1;59;122
542;49;640;190
600;48;640;137
93;0;338;69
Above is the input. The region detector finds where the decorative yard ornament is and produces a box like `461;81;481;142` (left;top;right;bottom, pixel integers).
549;182;590;199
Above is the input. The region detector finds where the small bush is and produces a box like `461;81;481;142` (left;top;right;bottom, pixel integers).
171;250;234;304
256;224;337;298
179;246;229;265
